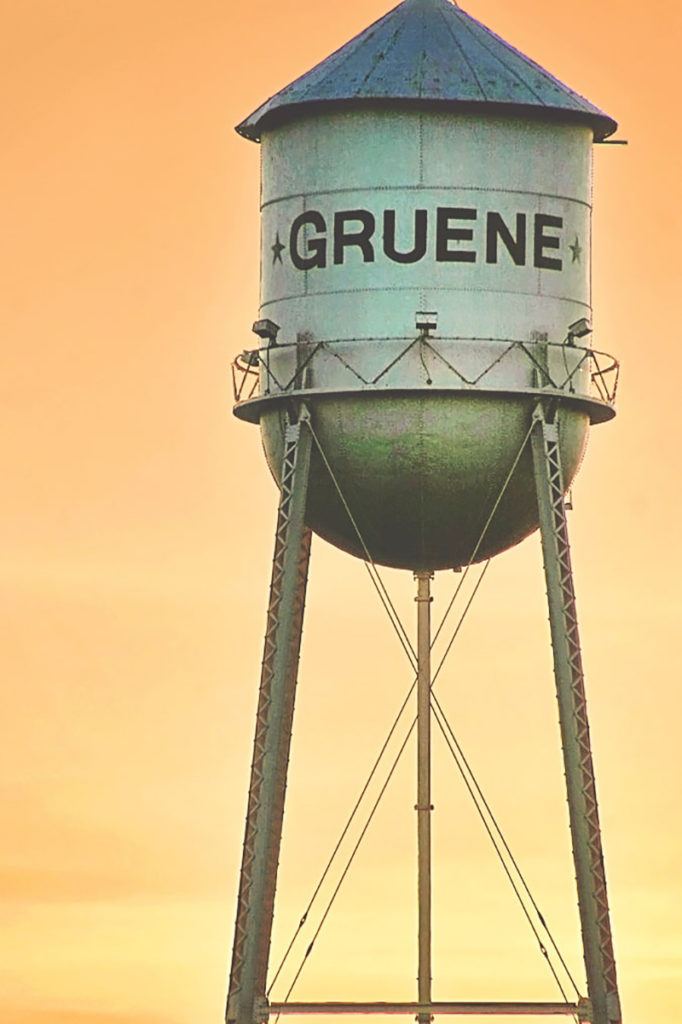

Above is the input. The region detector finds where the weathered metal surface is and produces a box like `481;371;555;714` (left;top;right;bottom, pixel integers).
260;112;595;349
237;0;616;142
530;404;621;1024
243;101;606;569
231;0;618;572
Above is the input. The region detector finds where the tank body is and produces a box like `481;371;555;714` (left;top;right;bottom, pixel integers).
260;109;593;350
232;0;617;572
251;110;593;570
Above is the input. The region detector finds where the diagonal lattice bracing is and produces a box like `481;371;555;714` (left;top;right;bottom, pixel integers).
531;404;621;1024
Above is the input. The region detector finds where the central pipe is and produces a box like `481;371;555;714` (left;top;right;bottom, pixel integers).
415;571;434;1024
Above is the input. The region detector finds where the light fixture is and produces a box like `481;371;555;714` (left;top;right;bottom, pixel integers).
241;349;260;367
252;318;280;343
567;317;592;341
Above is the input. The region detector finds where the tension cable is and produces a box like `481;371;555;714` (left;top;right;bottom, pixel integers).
271;417;562;1008
269;561;488;1004
307;418;416;669
433;418;534;649
431;694;580;1004
272;721;417;1021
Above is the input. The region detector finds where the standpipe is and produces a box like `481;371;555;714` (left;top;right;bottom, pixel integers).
415;571;434;1024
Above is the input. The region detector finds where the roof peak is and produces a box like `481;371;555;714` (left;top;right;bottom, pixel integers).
236;0;616;142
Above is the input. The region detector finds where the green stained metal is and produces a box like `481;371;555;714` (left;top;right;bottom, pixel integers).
261;393;588;571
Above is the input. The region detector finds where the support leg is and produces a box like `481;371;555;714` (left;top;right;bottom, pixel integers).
227;408;314;1024
530;404;621;1024
415;572;433;1024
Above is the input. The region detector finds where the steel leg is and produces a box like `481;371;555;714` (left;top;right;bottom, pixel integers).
530;403;621;1024
227;407;314;1024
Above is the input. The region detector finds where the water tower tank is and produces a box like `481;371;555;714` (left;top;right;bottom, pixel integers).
233;0;617;571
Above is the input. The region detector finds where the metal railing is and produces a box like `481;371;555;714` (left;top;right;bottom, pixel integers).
231;336;619;410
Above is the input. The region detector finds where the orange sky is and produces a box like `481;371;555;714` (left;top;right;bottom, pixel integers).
2;0;681;1022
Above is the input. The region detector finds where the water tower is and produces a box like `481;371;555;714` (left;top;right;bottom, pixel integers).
227;1;622;1023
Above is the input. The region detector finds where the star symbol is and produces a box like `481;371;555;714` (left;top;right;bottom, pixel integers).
271;231;285;265
569;235;582;264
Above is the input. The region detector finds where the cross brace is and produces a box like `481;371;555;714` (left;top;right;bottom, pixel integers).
530;403;621;1024
227;407;313;1024
268;1001;588;1017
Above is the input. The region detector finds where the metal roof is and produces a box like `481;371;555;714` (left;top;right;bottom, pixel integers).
236;0;616;142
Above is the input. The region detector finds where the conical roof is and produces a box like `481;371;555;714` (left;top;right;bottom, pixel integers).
236;0;616;141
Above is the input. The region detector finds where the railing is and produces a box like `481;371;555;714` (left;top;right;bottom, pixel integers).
231;336;619;410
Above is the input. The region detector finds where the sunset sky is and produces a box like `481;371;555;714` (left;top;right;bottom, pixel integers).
2;0;681;1022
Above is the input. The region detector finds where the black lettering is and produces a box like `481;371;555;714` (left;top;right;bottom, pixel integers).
486;212;526;265
436;207;477;262
534;213;563;271
383;209;428;264
290;211;327;270
333;210;376;265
